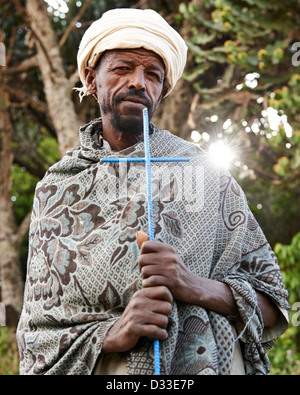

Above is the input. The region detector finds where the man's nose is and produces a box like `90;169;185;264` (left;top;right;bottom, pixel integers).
128;68;146;91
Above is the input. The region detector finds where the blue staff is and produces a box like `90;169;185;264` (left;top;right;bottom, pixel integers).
102;108;189;375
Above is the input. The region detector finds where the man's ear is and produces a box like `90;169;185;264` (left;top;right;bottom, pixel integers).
84;66;97;95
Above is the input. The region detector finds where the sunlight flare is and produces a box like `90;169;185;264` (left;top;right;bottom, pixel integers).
208;140;235;169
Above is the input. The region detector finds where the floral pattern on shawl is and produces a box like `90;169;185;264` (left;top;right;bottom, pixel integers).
17;119;289;375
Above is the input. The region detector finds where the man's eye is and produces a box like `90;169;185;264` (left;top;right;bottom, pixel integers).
115;67;130;71
148;72;161;81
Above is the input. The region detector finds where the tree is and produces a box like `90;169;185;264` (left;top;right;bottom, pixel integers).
0;78;26;325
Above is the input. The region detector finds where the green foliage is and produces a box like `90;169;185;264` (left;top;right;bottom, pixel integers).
179;0;300;105
0;329;19;376
11;165;38;225
269;233;300;375
11;120;60;224
275;233;300;309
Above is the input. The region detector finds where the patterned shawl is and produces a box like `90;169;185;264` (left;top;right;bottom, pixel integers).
17;119;289;375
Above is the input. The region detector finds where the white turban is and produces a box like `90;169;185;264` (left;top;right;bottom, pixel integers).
76;8;188;101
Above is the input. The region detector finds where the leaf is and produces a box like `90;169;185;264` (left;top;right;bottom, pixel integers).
79;234;103;251
162;213;182;238
192;32;217;45
98;282;121;309
77;249;91;267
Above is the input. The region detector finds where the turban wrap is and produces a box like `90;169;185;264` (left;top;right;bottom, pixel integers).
76;8;188;101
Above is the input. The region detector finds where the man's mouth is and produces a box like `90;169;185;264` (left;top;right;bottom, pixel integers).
122;96;148;107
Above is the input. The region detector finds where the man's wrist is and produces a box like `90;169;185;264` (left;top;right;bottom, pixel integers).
102;321;123;354
182;273;206;306
182;275;239;319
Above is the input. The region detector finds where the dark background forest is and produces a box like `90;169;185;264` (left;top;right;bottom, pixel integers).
0;0;299;375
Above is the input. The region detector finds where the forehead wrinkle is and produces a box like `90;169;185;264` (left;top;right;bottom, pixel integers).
101;49;165;71
114;59;165;76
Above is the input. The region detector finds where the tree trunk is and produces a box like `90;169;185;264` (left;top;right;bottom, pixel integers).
25;0;81;156
153;77;194;139
0;80;24;327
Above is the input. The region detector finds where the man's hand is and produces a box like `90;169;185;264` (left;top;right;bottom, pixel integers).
102;286;173;354
138;237;194;304
137;231;279;328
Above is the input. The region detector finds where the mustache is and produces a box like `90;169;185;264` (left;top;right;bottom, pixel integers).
113;89;152;110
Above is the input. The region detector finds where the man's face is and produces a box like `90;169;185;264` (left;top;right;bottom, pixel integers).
89;48;167;135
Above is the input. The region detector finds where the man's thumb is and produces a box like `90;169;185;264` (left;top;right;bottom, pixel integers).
136;230;149;248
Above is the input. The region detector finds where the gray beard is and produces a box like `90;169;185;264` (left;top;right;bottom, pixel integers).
109;111;144;135
99;90;154;135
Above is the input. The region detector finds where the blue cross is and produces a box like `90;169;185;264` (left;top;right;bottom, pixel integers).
102;108;189;375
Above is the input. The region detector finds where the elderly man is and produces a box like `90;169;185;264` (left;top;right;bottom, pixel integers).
17;9;289;375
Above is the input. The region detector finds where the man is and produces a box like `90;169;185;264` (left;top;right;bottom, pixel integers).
17;9;289;375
